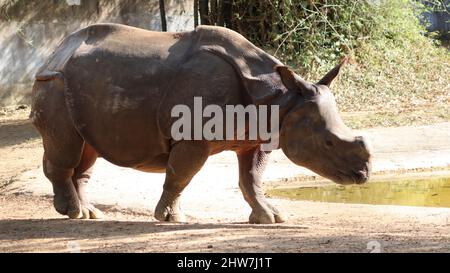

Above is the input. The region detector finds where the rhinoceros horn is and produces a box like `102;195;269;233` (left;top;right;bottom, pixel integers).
317;56;348;87
275;65;316;97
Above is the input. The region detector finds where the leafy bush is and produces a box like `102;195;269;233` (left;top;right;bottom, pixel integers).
232;0;376;73
228;0;449;122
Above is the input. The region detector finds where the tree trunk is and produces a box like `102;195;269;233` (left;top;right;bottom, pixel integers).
217;0;225;26
194;0;199;27
159;0;167;31
222;0;232;28
210;0;217;25
199;0;210;25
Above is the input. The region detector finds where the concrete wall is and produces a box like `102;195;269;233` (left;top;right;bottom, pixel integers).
0;0;194;106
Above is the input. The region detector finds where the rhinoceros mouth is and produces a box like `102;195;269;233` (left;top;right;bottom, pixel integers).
351;169;369;184
330;167;369;185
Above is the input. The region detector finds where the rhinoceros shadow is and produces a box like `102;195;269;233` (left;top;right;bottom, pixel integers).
0;217;313;252
1;218;446;252
0;218;307;240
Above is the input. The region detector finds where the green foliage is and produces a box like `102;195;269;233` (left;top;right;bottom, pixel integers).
229;0;450;122
231;0;380;73
336;0;450;113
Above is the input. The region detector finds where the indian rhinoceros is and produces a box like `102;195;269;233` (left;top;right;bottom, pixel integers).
30;23;371;224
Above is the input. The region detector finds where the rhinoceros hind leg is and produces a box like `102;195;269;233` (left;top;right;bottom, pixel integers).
32;79;83;219
237;147;286;224
154;142;209;222
43;155;82;219
73;142;103;219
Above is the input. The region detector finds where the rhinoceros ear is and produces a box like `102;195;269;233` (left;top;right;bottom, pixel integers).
317;56;348;87
275;65;315;97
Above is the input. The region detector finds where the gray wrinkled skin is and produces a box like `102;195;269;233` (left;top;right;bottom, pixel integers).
30;23;371;224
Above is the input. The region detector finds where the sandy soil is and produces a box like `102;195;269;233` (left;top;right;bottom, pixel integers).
0;107;449;253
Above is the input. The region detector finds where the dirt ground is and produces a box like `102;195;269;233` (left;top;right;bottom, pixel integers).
0;107;449;253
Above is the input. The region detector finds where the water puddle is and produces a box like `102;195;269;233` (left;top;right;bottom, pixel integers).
268;176;450;208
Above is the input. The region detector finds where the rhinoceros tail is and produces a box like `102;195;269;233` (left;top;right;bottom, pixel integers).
35;70;64;81
34;26;90;82
35;23;122;83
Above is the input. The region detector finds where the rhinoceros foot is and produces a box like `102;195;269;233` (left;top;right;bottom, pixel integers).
54;194;104;219
53;191;82;219
249;206;286;224
154;210;187;222
50;177;103;219
154;206;186;222
154;198;186;222
79;203;104;219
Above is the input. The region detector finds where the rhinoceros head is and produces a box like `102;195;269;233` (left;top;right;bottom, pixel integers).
275;59;371;184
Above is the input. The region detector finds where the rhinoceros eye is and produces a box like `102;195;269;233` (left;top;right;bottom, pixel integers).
325;140;334;148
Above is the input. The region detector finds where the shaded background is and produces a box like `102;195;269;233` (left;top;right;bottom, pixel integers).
0;0;194;106
0;0;448;108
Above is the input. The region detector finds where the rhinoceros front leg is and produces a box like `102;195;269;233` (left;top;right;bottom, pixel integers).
237;147;286;224
154;141;209;222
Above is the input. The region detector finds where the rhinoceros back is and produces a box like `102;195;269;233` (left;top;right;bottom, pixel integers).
36;24;193;167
